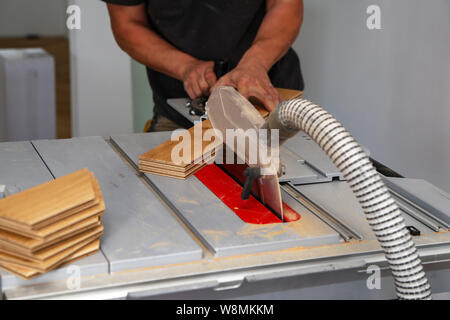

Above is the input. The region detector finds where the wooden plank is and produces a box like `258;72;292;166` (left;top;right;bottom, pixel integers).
0;237;106;287
0;141;108;286
0;239;100;280
0;169;96;231
139;157;209;172
0;227;102;272
27;174;105;239
139;119;219;166
0;225;103;263
139;163;206;179
0;216;101;255
0;172;104;243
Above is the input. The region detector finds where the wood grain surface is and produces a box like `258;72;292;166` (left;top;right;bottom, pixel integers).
0;239;100;280
0;169;104;278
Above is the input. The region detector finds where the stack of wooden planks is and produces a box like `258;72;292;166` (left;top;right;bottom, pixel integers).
139;88;303;179
0;168;104;279
139;120;219;178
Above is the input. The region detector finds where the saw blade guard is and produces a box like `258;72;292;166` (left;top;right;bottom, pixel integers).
206;86;279;175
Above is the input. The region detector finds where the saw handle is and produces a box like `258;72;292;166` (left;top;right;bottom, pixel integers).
241;167;261;200
187;60;230;117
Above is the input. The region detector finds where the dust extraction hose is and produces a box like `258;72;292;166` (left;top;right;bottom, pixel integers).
263;98;431;300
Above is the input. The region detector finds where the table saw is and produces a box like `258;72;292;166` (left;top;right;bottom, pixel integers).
1;97;450;300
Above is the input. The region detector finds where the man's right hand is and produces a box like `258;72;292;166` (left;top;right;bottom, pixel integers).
181;60;217;99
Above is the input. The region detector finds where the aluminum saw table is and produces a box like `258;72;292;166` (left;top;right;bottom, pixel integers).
1;104;450;299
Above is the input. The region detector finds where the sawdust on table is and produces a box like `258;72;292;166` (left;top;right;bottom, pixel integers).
202;229;231;242
237;223;291;240
177;196;200;205
149;242;172;249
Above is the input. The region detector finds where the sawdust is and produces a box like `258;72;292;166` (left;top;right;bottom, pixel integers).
203;229;231;242
284;221;306;238
149;242;171;249
237;223;291;240
177;197;200;205
285;208;336;238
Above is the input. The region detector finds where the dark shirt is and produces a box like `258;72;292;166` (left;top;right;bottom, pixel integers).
103;0;304;127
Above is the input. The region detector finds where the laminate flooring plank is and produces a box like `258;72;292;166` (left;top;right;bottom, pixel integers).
0;141;108;289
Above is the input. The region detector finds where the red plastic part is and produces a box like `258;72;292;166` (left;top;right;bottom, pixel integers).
194;164;300;224
282;203;301;222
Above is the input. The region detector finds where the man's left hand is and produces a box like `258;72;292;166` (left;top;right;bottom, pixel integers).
214;61;281;112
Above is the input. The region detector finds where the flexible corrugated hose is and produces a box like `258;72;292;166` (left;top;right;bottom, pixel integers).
270;98;431;299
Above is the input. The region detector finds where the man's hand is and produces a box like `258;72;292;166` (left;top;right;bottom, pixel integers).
214;61;281;112
181;60;217;99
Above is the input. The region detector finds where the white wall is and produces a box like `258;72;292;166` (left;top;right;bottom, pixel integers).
0;0;67;37
69;0;133;137
131;59;154;133
294;0;450;192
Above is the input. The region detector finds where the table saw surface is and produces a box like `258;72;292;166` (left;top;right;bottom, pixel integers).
1;129;450;299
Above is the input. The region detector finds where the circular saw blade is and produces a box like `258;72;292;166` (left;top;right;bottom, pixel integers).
206;86;284;220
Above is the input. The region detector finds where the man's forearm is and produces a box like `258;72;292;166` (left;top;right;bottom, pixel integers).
239;0;303;71
111;20;196;81
107;4;196;81
107;3;217;99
